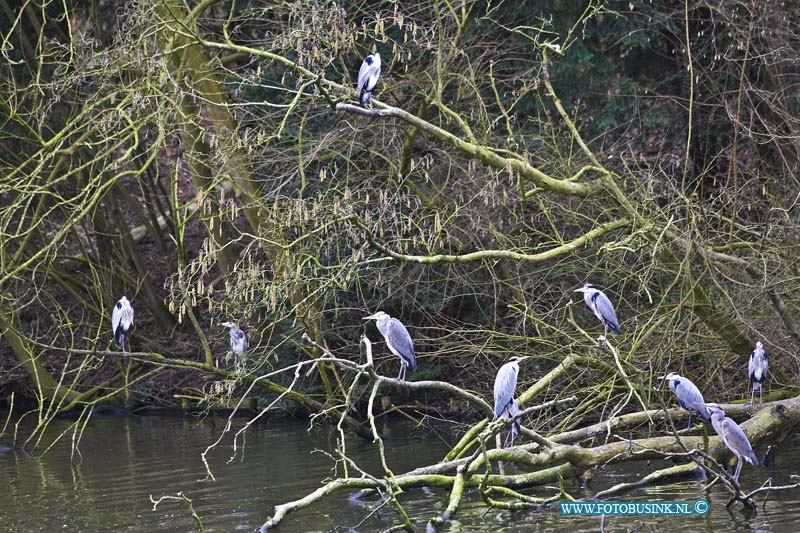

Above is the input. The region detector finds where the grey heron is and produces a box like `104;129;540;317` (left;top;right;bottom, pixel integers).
574;283;620;336
664;372;711;428
363;311;416;380
111;295;134;350
493;356;529;448
222;321;248;367
695;402;759;482
748;341;768;407
357;52;381;109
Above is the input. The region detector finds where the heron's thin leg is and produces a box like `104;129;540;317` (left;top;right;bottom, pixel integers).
734;459;742;482
396;364;403;380
750;386;755;408
759;386;763;405
686;412;692;430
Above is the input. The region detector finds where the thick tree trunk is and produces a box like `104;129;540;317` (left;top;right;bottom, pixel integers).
0;304;80;404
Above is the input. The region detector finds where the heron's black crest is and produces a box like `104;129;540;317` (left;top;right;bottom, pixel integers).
115;301;122;309
365;56;373;65
590;292;600;303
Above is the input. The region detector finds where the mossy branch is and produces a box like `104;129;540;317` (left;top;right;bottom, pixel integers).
336;103;598;197
355;217;630;264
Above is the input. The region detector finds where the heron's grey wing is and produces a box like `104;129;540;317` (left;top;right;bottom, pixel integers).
368;61;381;90
592;291;620;333
748;350;758;381
751;348;767;381
493;364;518;419
235;330;248;353
111;302;122;334
386;318;415;368
678;379;709;419
231;328;245;346
721;417;758;464
357;56;375;94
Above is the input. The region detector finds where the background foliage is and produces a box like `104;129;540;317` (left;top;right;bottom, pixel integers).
0;0;798;433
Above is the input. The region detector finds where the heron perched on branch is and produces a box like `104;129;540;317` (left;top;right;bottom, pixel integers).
664;372;710;429
696;402;760;482
111;296;134;351
574;283;620;336
357;52;381;109
493;356;529;448
363;311;416;380
222;321;248;367
748;341;768;407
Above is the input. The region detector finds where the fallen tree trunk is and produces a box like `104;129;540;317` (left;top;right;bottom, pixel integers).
260;394;800;529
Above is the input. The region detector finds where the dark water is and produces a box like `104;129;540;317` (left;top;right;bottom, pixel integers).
0;414;798;532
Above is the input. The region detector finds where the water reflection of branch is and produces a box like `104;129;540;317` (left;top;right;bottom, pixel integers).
150;492;204;532
200;356;353;481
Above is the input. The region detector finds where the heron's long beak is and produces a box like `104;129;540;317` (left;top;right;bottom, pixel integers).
573;288;587;293
517;356;531;364
363;314;379;320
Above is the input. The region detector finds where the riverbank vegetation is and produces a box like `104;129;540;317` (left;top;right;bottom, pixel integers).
1;0;799;528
